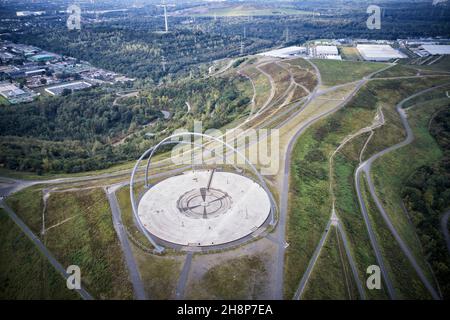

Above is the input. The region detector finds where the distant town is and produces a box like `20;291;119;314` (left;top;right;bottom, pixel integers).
0;40;134;105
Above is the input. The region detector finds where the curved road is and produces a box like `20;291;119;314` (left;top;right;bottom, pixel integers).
276;62;394;299
356;83;450;300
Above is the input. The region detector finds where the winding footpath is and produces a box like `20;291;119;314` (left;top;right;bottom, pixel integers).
355;83;450;300
293;108;384;300
276;62;394;299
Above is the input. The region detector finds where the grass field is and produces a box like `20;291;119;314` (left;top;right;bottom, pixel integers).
116;184;154;250
339;47;363;61
373;64;419;78
301;226;359;300
130;244;183;299
0;209;80;300
370;92;450;287
6;185;44;234
242;65;272;113
186;254;267;299
359;175;432;299
350;77;450;159
43;188;133;299
115;184;185;299
284;102;377;298
411;56;450;72
333;147;389;300
311;59;387;86
259;62;291;103
286;58;315;72
285;74;449;299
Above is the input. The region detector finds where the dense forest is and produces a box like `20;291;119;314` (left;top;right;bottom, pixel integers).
8;22;269;82
402;107;450;299
0;75;250;174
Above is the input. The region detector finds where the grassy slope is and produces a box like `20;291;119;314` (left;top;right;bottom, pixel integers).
131;244;183;299
286;58;315;72
116;184;153;249
334;145;389;300
411;56;450;72
0;209;79;300
115;184;183;299
6;185;44;234
285;74;449;299
302;226;359;300
370;94;450;286
7;186;134;299
43;188;133;299
373;64;419;78
339;47;363;61
311;59;387;86
284;105;376;298
360;175;431;299
186;254;267;299
359;78;450;158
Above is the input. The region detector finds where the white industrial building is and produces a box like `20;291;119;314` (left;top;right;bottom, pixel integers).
313;45;342;60
421;45;450;55
45;81;92;96
357;44;406;61
258;46;307;58
0;82;25;100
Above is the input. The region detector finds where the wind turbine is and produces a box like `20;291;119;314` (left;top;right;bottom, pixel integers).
157;0;175;33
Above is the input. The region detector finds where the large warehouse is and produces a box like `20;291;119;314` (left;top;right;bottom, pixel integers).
45;81;92;95
258;46;307;58
421;45;450;55
357;44;406;61
314;45;342;60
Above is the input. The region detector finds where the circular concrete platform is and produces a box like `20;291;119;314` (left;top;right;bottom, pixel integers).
137;170;271;247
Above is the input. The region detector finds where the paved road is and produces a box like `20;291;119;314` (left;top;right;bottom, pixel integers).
356;84;450;300
293;219;332;299
105;185;147;300
273;59;322;299
275;62;393;299
337;221;367;300
0;201;93;300
175;252;193;299
301;110;385;301
441;210;450;255
355;163;397;299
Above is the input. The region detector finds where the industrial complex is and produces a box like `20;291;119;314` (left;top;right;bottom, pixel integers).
0;40;134;104
356;44;407;61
